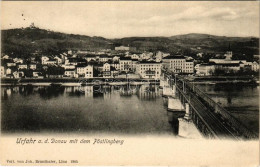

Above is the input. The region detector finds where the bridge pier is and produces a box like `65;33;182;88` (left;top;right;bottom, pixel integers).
163;83;176;97
178;103;203;139
159;79;165;88
161;71;257;139
167;112;185;135
159;75;167;88
184;103;191;120
178;117;203;139
162;86;173;97
167;96;184;112
172;85;176;96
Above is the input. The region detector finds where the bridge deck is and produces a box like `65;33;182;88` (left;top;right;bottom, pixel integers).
163;72;257;139
176;82;239;139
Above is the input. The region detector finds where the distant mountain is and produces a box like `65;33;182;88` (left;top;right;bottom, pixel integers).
168;33;259;55
1;27;259;59
113;33;259;56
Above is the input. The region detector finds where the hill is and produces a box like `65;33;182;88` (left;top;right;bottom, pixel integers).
1;27;259;59
1;27;113;57
168;33;259;55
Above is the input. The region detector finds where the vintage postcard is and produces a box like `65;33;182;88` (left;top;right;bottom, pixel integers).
0;1;259;166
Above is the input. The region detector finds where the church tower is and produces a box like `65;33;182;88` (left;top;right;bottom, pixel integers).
225;43;232;59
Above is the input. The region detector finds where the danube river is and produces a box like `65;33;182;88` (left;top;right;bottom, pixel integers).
196;83;259;134
1;83;258;135
1;84;173;134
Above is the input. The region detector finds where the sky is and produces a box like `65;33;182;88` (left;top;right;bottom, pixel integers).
1;1;259;38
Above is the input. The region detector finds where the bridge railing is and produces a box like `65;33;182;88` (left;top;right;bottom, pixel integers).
174;82;218;138
163;71;258;139
183;78;258;139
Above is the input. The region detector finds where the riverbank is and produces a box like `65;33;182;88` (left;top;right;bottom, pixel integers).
190;75;256;81
188;75;259;85
191;80;258;85
0;78;160;86
1;75;258;86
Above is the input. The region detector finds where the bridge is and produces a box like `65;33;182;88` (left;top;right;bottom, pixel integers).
160;71;258;139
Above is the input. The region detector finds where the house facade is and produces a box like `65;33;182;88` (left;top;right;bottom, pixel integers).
136;61;161;79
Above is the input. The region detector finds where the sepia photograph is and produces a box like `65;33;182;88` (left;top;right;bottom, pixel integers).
0;1;259;166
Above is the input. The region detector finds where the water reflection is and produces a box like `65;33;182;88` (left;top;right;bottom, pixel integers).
39;86;65;99
1;84;171;134
2;84;162;101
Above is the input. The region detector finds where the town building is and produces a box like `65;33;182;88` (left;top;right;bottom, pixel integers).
155;51;170;62
17;64;28;70
61;64;75;70
76;65;87;78
110;62;120;70
209;51;246;64
32;71;44;78
130;54;140;60
85;55;97;62
111;69;119;77
41;56;56;65
6;62;16;67
140;52;153;60
163;55;194;74
13;71;24;78
1;66;5;77
85;65;93;78
216;63;240;72
54;56;62;64
112;56;120;62
119;57;133;72
251;61;259;71
136;61;161;79
13;58;24;64
76;65;93;78
209;58;247;64
2;55;9;59
98;54;111;63
184;60;194;74
68;58;85;66
195;63;215;76
115;46;130;51
64;69;77;78
29;64;37;70
132;59;138;72
6;68;12;75
103;63;110;72
41;56;49;64
196;62;243;76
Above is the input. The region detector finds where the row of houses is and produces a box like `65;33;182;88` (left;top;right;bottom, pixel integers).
2;49;257;79
0;51;171;79
195;51;259;76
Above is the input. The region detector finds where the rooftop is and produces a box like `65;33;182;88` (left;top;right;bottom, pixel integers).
76;64;87;68
139;60;161;64
120;57;132;61
163;55;185;59
99;54;109;58
65;69;75;71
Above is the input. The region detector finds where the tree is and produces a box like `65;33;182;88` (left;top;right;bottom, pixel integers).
21;69;33;78
46;66;65;77
93;68;99;77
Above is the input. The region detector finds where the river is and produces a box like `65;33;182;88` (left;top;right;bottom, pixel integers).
1;84;173;134
1;83;258;135
196;83;259;134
